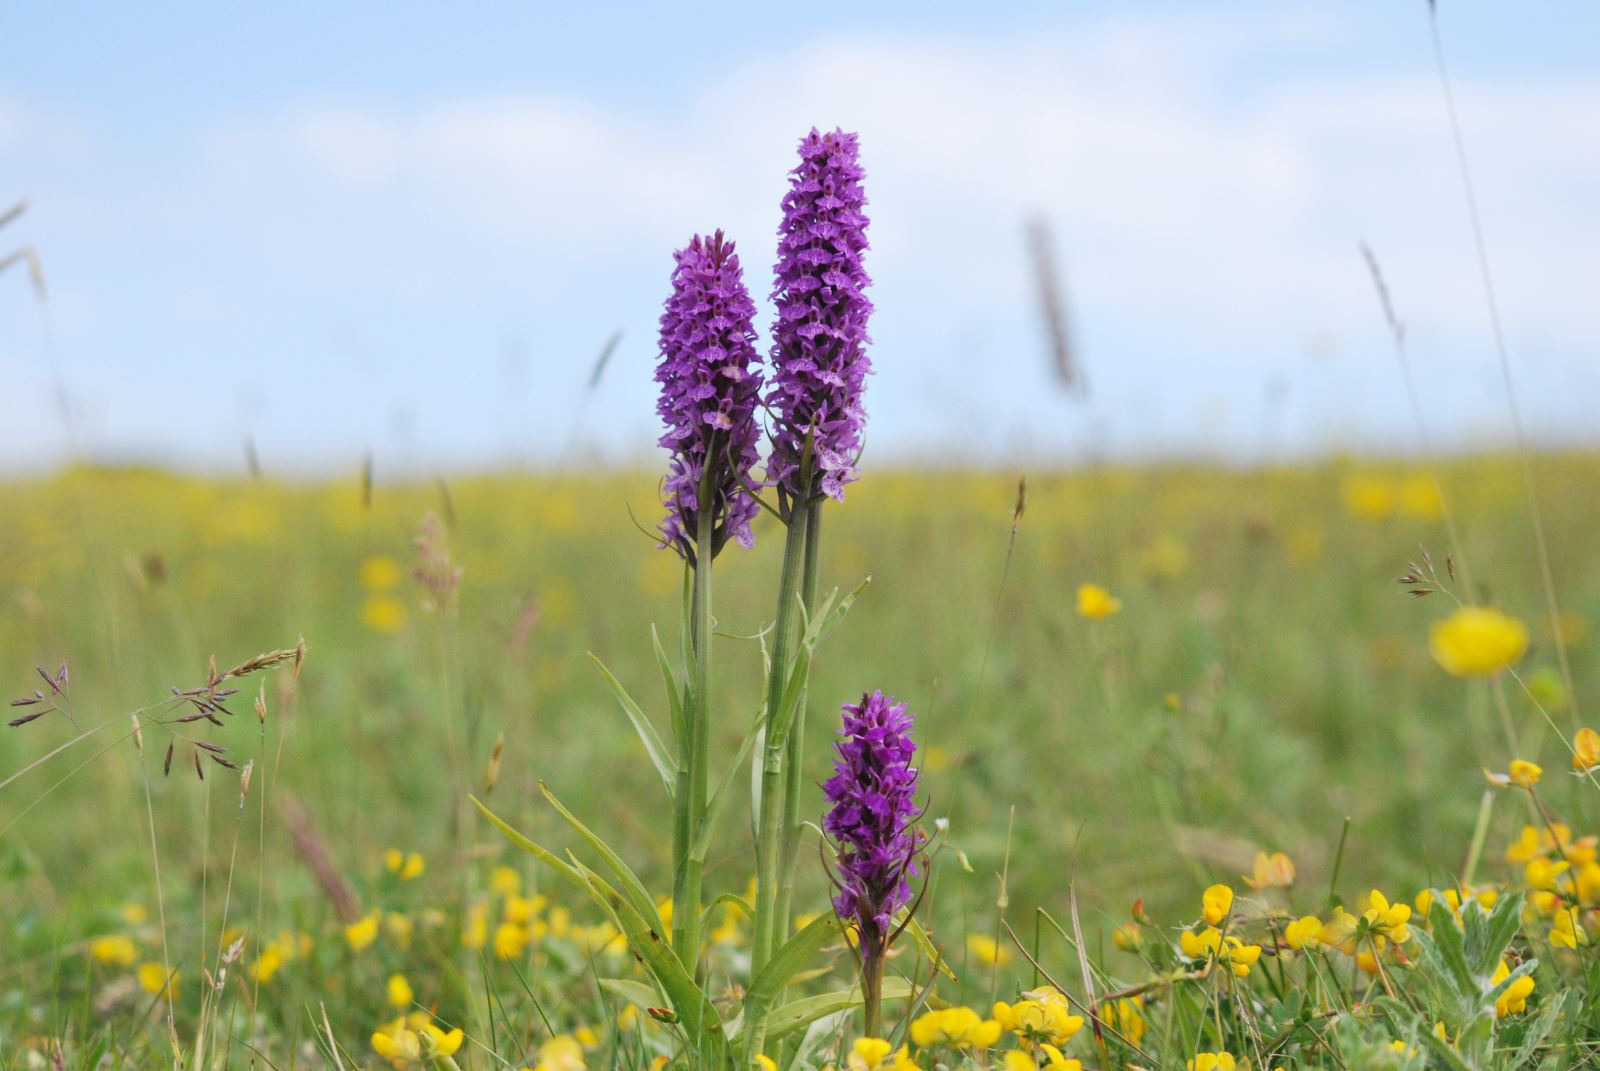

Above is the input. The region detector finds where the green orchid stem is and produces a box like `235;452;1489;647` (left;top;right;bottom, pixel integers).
748;495;812;1062
861;944;885;1040
775;501;823;944
673;495;716;972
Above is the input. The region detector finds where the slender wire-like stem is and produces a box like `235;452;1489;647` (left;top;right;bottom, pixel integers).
775;500;824;944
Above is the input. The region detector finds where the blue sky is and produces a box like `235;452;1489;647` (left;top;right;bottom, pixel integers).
2;2;1597;474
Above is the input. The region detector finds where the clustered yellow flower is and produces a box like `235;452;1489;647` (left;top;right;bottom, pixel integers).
1076;583;1122;620
993;987;1084;1046
371;1012;463;1069
1429;606;1529;677
1243;851;1295;891
1178;927;1262;977
909;1006;1002;1050
386;848;427;881
840;1037;918;1071
1187;1052;1236;1071
252;929;313;983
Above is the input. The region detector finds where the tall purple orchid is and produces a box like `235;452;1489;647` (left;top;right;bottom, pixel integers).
655;229;764;561
766;128;873;513
824;689;923;1036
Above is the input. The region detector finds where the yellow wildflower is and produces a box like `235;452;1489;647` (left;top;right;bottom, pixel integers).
908;1006;1002;1050
1112;922;1143;950
363;595;409;634
1076;583;1122;619
137;962;177;998
1188;1052;1237;1071
1505;826;1543;864
1201;883;1234;926
844;1038;918;1071
967;933;1012;968
490;865;523;897
756;1057;778;1071
1005;1048;1081;1071
372;1013;464;1069
89;935;138;967
1342;475;1396;520
1551;909;1588;950
1574;729;1600;771
1318;907;1359;951
385;850;425;880
1525;857;1570;891
387;973;413;1008
1243;851;1295;890
1510;760;1542;787
1284;915;1322;950
993;989;1083;1046
1180;927;1222;960
1104;997;1146;1046
531;1034;587;1071
494;921;530;960
345;912;380;952
1223;936;1262;977
1398;474;1443;520
1491;960;1535;1016
1363;890;1412;944
1430;607;1528;677
359;555;403;592
119;903;148;925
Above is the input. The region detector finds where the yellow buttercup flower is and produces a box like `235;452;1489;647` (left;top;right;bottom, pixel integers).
385;849;425;880
490;865;523;897
1180;927;1222;960
1104;997;1146;1046
993;988;1083;1046
1005;1047;1082;1071
755;1057;778;1071
1202;883;1234;926
89;935;138;966
1363;890;1412;944
1188;1052;1237;1071
345;912;381;952
1430;606;1528;677
908;1006;1002;1050
844;1038;918;1071
359;554;404;592
1223;936;1262;977
1318;907;1359;951
372;1013;464;1069
1076;583;1122;620
137;962;177;998
1243;851;1295;890
967;933;1012;968
494;921;530;960
1510;760;1542;787
1342;475;1396;520
1505;826;1543;865
1574;728;1600;771
1284;915;1322;950
363;595;409;634
531;1034;586;1071
1491;960;1535;1016
1551;909;1588;950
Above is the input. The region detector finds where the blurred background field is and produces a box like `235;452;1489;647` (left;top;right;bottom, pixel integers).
3;456;1593;956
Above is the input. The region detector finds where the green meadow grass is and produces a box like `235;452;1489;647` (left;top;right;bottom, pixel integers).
0;455;1595;1066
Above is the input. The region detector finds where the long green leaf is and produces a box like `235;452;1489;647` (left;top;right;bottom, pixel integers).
900;915;957;982
540;783;663;936
470;795;586;892
650;624;687;746
589;654;676;799
763;978;914;1043
740;913;843;1041
598;978;662;1012
570;859;728;1067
